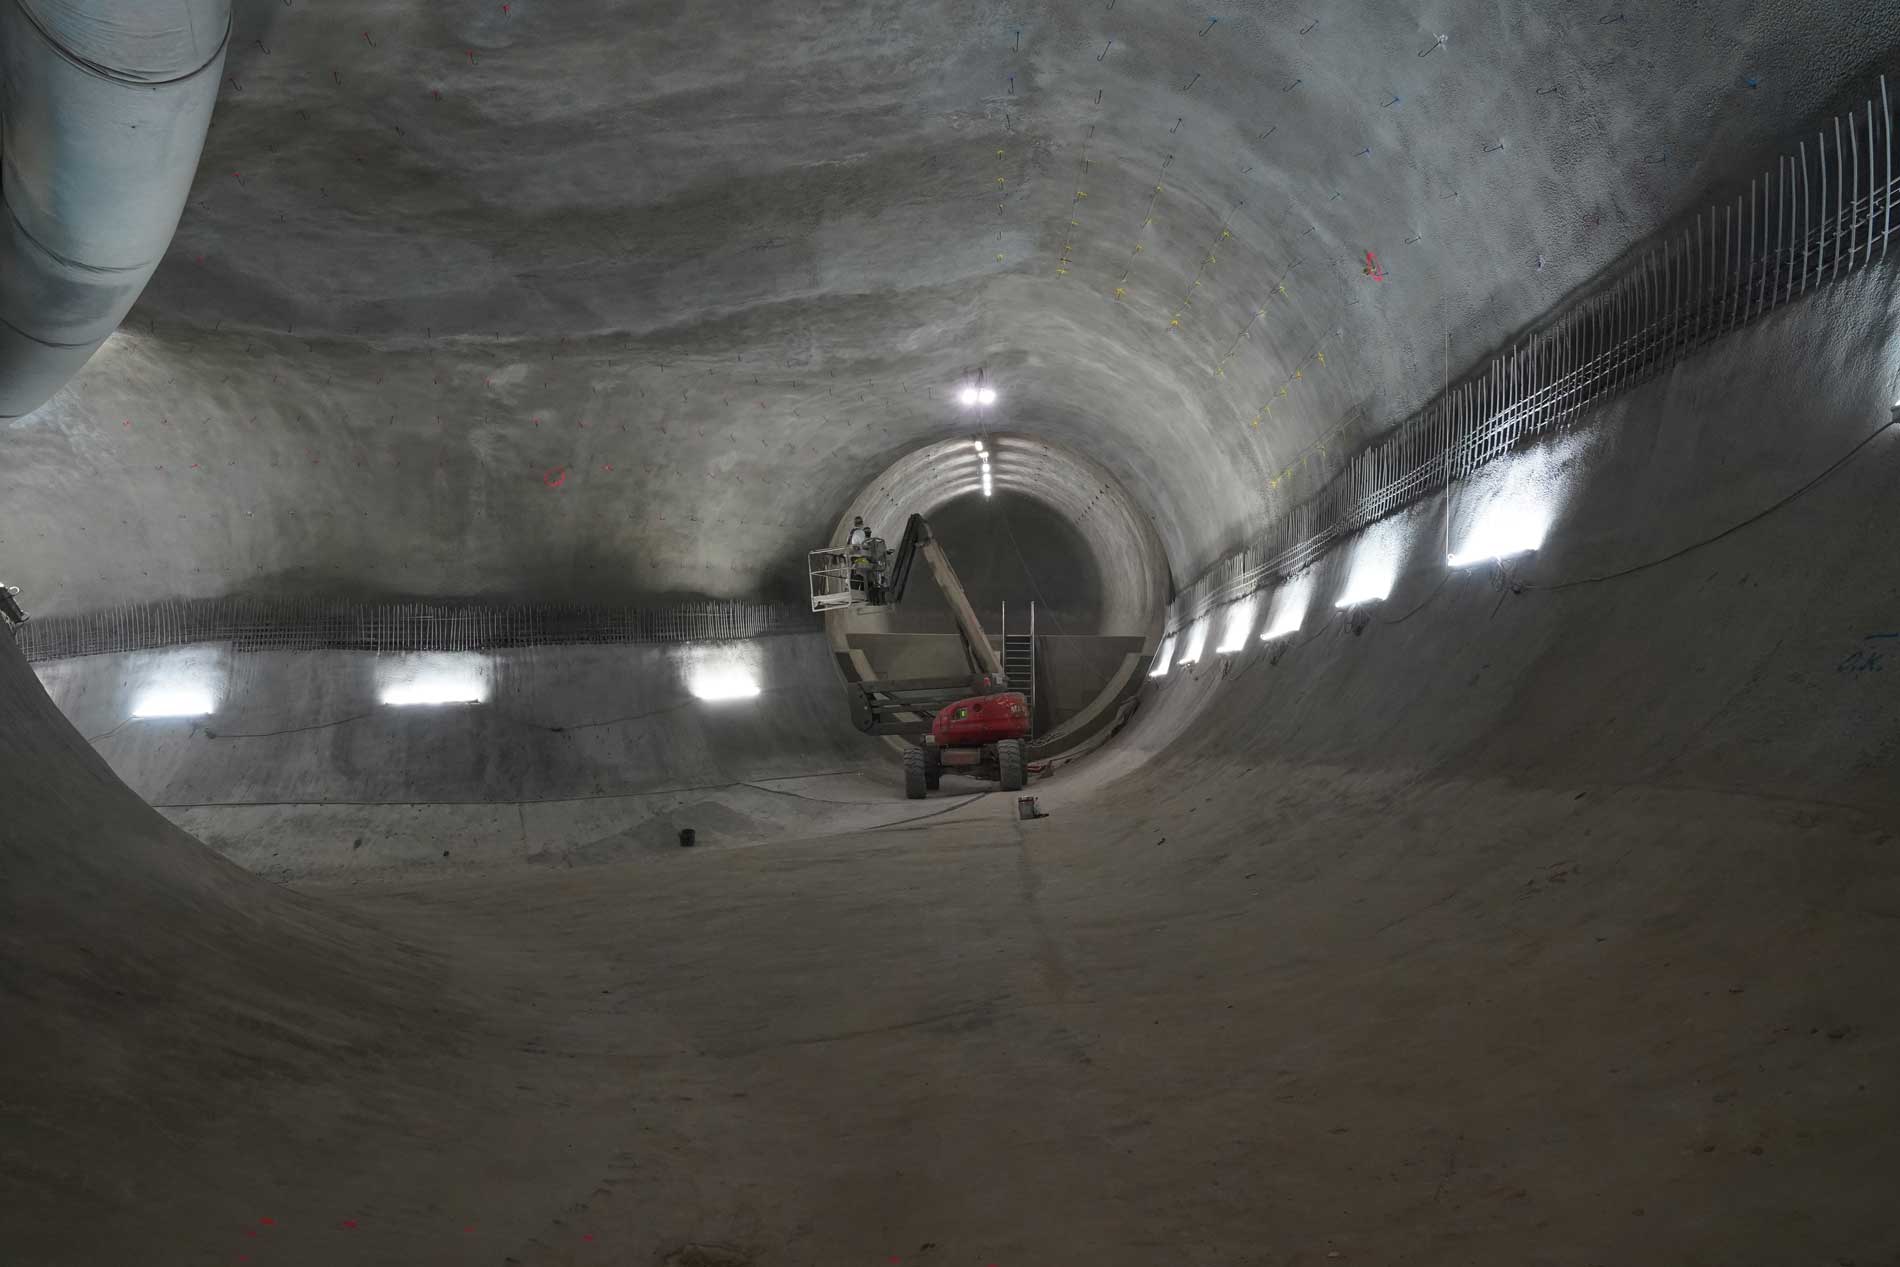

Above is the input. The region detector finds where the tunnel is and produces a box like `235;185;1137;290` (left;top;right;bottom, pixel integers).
2;2;1899;1264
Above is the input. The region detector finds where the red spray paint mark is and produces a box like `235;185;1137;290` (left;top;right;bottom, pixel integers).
1362;250;1386;282
543;466;567;488
466;49;478;64
195;255;206;265
432;88;442;101
582;1233;594;1242
600;463;614;472
122;419;132;428
340;1218;359;1229
531;416;541;428
259;1218;274;1226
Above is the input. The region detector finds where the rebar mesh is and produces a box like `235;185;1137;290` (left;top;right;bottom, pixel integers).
11;596;815;663
1170;78;1899;634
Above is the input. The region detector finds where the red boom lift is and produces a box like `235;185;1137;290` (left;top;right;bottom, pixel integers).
811;513;1030;799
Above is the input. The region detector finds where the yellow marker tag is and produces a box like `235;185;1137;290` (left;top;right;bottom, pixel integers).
997;149;1006;158
996;253;1005;261
1278;387;1289;397
1169;317;1181;328
1113;287;1126;300
1055;267;1069;276
1316;352;1325;365
1294;369;1303;380
1076;190;1089;198
996;177;1007;185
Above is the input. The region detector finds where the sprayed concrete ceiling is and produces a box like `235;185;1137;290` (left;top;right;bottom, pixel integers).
2;0;1893;616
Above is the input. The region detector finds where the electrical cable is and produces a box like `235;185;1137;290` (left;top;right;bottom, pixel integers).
1525;418;1897;592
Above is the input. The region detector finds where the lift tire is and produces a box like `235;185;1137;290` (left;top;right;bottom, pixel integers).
997;739;1025;792
903;748;928;799
924;748;943;790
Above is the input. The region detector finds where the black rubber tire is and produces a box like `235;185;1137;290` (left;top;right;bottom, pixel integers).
903;748;928;799
996;739;1025;792
924;748;943;790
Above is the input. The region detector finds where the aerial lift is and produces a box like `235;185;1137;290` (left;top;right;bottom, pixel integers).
810;513;1029;798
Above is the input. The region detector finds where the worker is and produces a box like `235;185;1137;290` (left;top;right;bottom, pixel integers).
846;516;880;601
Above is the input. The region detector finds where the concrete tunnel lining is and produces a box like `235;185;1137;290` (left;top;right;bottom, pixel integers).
3;1;1900;1263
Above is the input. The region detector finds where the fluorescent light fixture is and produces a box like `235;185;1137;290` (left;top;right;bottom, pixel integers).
977;387;997;405
1176;618;1209;666
1335;521;1403;608
128;647;226;719
378;652;489;706
132;686;216;718
982;474;993;498
958;386;980;406
1217;598;1257;653
973;439;986;453
1447;500;1552;568
1335;577;1393;609
689;665;761;701
1260;576;1313;641
1149;635;1176;677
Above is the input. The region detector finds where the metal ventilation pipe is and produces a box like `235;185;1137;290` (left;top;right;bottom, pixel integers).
0;0;230;420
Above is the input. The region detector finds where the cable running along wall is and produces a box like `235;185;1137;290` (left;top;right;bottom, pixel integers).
1169;77;1900;634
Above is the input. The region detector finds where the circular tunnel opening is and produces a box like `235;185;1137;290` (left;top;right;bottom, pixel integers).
877;490;1107;638
827;433;1167;749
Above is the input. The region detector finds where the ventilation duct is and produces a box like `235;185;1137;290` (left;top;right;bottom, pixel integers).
0;0;230;420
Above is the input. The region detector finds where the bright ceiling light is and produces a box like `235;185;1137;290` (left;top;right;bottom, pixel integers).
1149;635;1176;678
1217;598;1256;653
977;387;997;405
690;665;761;701
132;686;216;718
972;439;985;453
1260;576;1313;641
958;386;980;406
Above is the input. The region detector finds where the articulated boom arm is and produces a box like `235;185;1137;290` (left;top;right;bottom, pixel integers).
886;513;1004;679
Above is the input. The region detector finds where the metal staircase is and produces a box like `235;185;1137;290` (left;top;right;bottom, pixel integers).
1000;600;1036;738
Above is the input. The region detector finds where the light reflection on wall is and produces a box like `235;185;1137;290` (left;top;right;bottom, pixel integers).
377;652;490;706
